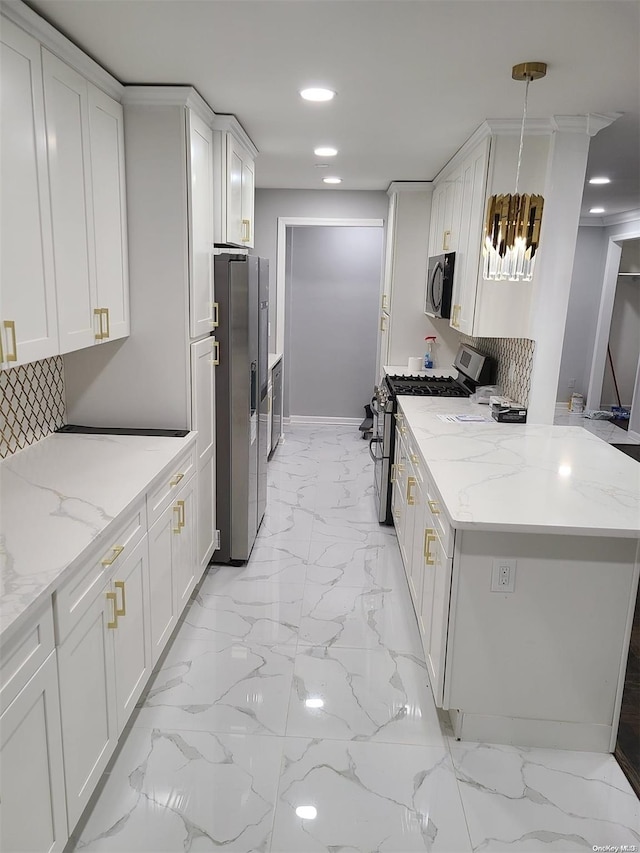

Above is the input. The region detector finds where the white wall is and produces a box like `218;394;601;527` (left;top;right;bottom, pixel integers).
254;189;389;350
601;274;640;407
557;227;608;402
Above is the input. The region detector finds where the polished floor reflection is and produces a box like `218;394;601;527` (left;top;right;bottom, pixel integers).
68;425;640;852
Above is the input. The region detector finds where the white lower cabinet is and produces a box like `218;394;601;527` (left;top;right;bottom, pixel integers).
148;473;197;664
421;526;452;707
0;651;67;853
197;452;216;574
191;337;217;569
57;535;149;829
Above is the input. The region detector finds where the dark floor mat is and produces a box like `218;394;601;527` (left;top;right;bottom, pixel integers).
611;444;640;462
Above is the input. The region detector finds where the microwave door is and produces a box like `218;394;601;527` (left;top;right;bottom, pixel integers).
430;261;444;315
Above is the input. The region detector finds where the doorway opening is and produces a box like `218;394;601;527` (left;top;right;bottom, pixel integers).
275;217;384;423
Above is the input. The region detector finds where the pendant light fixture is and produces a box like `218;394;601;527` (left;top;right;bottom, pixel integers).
483;61;547;282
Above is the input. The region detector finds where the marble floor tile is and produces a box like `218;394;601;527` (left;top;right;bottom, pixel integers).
257;504;315;543
305;540;403;591
133;637;296;736
297;582;424;654
269;737;473;852
69;728;284;852
205;540;309;587
178;582;305;646
285;645;445;747
450;741;640;851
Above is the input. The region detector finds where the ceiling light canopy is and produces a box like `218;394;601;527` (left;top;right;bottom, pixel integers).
323;176;342;184
314;146;338;157
589;176;611;185
299;87;336;102
483;62;547;282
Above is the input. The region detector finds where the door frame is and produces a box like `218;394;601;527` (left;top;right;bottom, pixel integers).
586;218;640;440
275;217;384;356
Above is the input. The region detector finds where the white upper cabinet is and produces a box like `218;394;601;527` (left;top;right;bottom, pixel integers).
227;134;255;247
88;85;129;343
0;17;129;369
42;49;98;353
187;110;214;339
0;20;58;368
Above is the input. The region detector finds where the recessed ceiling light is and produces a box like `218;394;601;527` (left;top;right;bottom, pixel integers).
299;88;335;102
323;177;342;184
305;697;324;708
314;146;338;157
589;177;611;185
589;207;605;213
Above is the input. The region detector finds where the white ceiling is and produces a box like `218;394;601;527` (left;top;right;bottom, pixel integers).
26;0;640;217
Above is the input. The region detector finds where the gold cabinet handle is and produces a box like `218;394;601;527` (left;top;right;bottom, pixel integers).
210;302;219;328
407;476;417;505
211;340;220;366
106;591;118;628
443;230;451;251
451;304;461;329
102;308;110;339
94;308;104;341
177;499;186;530
428;499;440;514
390;463;397;483
267;395;272;414
114;580;126;617
0;325;4;362
101;544;124;567
242;219;251;242
380;315;387;332
382;294;389;311
424;528;437;565
173;503;182;534
394;509;401;519
170;473;184;487
3;321;17;362
410;453;419;465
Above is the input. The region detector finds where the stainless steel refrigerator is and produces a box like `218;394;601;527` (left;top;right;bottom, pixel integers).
213;254;269;564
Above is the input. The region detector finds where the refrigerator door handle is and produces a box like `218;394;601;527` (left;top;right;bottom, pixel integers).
250;360;257;416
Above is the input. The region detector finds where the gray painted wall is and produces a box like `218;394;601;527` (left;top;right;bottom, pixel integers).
253;188;388;419
286;225;383;418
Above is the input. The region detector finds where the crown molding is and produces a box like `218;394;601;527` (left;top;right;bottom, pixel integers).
211;114;259;158
121;86;216;124
579;208;640;228
551;113;621;136
482;118;554;136
387;181;433;195
1;0;124;99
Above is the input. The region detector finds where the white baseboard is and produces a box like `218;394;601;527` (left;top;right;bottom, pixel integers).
289;415;362;426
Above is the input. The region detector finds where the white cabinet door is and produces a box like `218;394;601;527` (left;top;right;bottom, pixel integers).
424;529;452;707
191;337;216;466
0;20;58;368
187;111;214;339
42;49;98;354
148;503;180;665
174;474;198;612
197;451;216;575
0;651;68;853
241;157;255;248
226;135;243;245
88;84;129;343
428;183;446;258
407;474;426;611
450;137;490;336
57;582;118;829
110;537;152;733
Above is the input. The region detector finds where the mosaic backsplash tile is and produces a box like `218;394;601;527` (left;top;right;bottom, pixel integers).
461;335;535;406
1;357;66;459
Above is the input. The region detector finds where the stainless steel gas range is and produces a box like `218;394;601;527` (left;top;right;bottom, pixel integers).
370;342;495;524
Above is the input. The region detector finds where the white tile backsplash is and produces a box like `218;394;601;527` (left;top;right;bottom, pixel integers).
462;335;535;406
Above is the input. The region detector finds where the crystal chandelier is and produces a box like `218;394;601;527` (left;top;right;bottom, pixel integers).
483;62;547;282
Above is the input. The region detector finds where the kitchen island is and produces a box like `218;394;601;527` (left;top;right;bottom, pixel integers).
392;394;640;752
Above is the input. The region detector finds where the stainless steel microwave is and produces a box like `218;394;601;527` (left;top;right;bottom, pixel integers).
425;252;455;319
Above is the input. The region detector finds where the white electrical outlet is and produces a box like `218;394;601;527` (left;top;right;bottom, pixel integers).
491;559;516;593
568;378;576;390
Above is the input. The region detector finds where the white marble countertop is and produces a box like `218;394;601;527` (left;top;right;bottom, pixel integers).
397;396;640;538
268;352;283;371
0;431;197;644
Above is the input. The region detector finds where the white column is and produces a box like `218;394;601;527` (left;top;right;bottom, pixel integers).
527;114;618;423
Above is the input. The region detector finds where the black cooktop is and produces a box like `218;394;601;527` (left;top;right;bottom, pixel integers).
385;374;470;398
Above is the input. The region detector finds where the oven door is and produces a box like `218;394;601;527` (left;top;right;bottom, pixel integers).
371;436;391;524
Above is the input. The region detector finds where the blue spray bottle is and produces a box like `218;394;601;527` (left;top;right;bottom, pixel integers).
424;336;436;369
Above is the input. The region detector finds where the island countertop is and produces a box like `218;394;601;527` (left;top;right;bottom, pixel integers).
0;431;197;644
397;396;640;539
